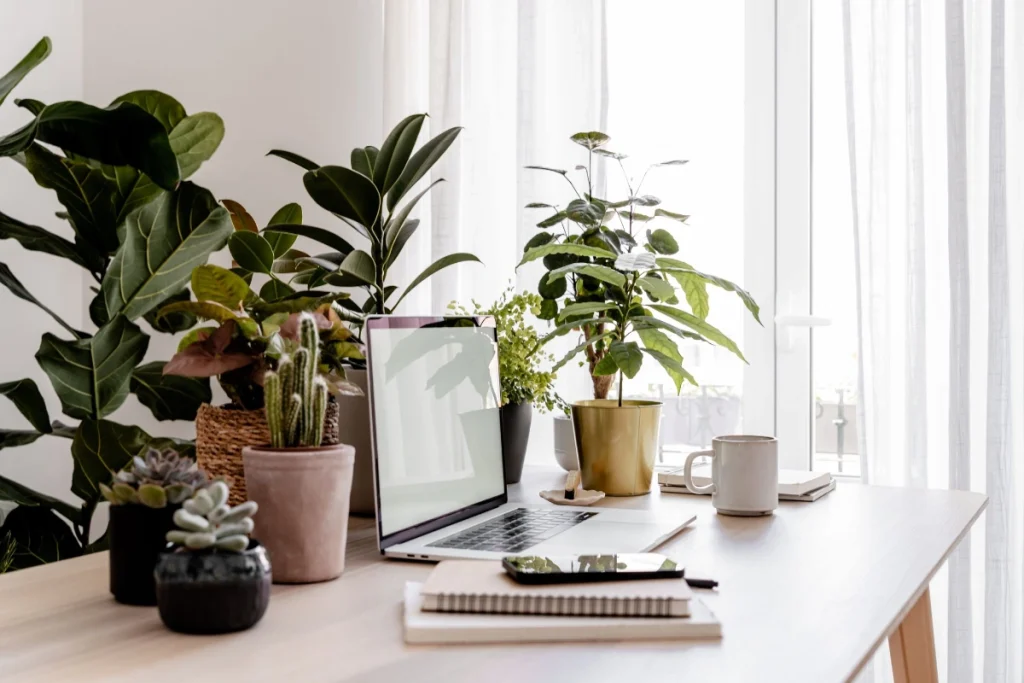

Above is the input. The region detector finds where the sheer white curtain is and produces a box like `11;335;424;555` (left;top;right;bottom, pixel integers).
843;0;1024;680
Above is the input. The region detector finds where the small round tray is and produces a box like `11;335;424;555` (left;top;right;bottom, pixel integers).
539;489;606;506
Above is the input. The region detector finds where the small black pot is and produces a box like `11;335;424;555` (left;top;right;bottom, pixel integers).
155;540;271;635
108;503;180;606
500;401;533;485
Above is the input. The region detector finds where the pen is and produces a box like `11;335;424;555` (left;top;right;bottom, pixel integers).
685;577;718;589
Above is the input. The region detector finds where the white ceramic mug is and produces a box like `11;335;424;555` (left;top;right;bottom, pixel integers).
681;435;779;516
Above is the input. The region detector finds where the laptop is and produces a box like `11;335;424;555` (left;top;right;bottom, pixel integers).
364;314;696;562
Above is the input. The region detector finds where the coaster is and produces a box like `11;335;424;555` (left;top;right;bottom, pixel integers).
539;489;605;506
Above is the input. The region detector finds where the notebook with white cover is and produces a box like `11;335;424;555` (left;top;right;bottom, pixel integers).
404;582;721;644
659;465;832;496
661;478;836;502
420;560;692;617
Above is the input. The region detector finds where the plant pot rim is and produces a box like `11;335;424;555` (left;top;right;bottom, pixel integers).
242;443;354;454
573;399;663;409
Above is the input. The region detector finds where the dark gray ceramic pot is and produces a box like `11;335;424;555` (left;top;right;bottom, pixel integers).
500;401;533;485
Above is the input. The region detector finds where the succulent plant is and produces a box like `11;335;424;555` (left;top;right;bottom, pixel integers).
166;481;257;553
100;448;208;508
265;312;329;448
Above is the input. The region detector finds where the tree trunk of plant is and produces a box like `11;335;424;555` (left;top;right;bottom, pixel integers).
586;346;613;399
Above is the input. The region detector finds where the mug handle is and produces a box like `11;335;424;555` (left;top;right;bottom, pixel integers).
682;449;716;495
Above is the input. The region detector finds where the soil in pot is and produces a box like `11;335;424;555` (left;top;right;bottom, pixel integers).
108;504;180;606
155;540;271;634
499;401;532;485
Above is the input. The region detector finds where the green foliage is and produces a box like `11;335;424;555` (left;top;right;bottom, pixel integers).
519;131;761;404
0;38;227;570
266;113;481;318
265;314;330;447
449;288;565;413
166;481;256;553
99;448;209;509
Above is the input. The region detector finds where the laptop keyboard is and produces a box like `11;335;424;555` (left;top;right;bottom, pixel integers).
427;508;597;553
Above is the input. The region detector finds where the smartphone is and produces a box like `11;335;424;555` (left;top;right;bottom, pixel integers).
502;553;684;585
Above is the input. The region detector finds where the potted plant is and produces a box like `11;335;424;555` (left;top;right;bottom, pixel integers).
99;448;208;605
155;481;269;634
261;113;482;514
519;132;761;495
160;264;361;505
449;288;565;484
242;313;356;583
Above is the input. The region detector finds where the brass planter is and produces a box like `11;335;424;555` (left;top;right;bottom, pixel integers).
571;399;662;496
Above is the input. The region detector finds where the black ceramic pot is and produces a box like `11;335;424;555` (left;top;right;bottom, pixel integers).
500;401;533;485
108;503;180;606
155;540;271;634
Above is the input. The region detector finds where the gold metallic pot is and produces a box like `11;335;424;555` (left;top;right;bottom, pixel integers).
571;399;662;496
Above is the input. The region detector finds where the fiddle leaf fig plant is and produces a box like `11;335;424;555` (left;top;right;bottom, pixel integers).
264;113;481;318
0;38;229;570
519;131;761;405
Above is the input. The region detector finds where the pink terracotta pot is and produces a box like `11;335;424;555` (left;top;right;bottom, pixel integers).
242;444;355;584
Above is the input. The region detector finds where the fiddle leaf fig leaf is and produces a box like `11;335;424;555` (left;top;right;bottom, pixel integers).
0;506;80;570
103;181;233;321
70;419;150;501
0;37;51;108
0;209;103;273
130;361;211;422
36;315;149;420
0;475;80;523
0;379;51;433
169;112;224;179
0;262;83;339
111;90;185;132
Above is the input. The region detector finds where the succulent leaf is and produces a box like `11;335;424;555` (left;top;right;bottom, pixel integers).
214;535;248;552
184;532;216;549
165;483;193;504
112;482;139;504
166;530;190;544
215;518;254;538
173;508;211;532
137;483;168;508
220;500;258;524
206;480;229;509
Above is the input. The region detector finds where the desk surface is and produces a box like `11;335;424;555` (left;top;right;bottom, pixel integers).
0;468;986;683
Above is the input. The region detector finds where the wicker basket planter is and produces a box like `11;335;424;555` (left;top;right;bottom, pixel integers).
196;401;340;505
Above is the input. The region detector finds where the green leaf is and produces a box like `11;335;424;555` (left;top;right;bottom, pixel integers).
229;231;275;274
373;113;426;193
268;202;302;228
538;299;558;320
0;475;80;523
569;131;610;150
518;243;614;267
0;506;80;570
631;315;706;343
14;98;45;115
655;159;689;167
265;203;302;256
0;37;51;108
337;249;376;286
0;430;45;450
304;165;381;229
0;262;82;338
157;301;256;336
392;253;481;310
0;209;102;273
632;195;662;207
537;212;568;229
0;379;51;433
649;304;746;362
525;202;557;209
384;178;443;259
636;275;676;300
142;288;196;334
565;198;605;225
351;146;377;178
614;252;656;272
654;208;690;223
250;292;349;317
656;257;760;323
556;301;616;322
103;182;233;321
170;112;224;179
36;316;149;420
261;223;354;256
607;340;642;379
551;331;615;371
130;361;212;421
524;232;555;252
538;272;567;299
592;353;618;376
70;419;150;501
271;249;311;274
259;278;295;302
176;326;217;352
641;347;695;394
647;228;679;255
190;265;252;309
524;165;568;175
537;316;614;346
383;219;420;270
223;199;258;232
111;90;185;132
547;263;626;289
614;230;638;249
387;126;462;212
593;149;626;160
266;149;320;171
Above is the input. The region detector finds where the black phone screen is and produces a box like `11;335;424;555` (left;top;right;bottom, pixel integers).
503;553;681;576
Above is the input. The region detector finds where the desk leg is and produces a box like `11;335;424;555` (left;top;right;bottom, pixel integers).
889;588;938;683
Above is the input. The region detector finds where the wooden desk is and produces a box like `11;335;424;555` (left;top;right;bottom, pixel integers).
0;468;985;683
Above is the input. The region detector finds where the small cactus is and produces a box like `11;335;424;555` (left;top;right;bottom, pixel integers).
265;312;329;448
100;448;207;508
166;481;257;553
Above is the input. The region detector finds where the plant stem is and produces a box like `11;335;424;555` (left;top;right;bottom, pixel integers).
617;370;623;407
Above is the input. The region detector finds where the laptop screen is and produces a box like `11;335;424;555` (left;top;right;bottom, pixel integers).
366;317;506;539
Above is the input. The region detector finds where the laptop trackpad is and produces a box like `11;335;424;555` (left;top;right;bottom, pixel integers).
528;520;677;555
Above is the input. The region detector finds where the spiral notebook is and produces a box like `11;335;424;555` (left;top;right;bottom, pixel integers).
419;560;693;618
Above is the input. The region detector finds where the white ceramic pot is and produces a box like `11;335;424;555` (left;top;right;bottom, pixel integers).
552;414;578;471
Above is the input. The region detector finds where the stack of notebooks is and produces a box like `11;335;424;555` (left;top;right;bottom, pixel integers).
658;466;836;501
404;560;721;644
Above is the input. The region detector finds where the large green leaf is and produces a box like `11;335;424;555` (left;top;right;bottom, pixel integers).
518;243;614;267
130;361;211;421
337;249;376;286
0;262;82;338
383;178;442;251
607;340;643;378
0;209;102;273
641;348;695;393
103;182;233;320
191;264;252;309
556;301;616;322
229;231;275;274
0;379;51;433
142;288;196;334
266;149;320;171
0;506;81;570
265;203;302;256
386;126;462;211
383;219;419;270
630;315;705;343
656;257;761;323
647;228;679;254
649;304;746;362
392;253;481;310
170;112;224;179
303;166;381;229
565;198;605;225
538;271;567;299
654;208;690;223
637;328;692;393
259;278;295;302
636;275;676;301
0;37;51;108
23;143;120;254
537;317;615;346
0;101;180;190
373;113;426;194
261;224;354;256
546;263;626;289
36;315;149;420
0;475;80;524
70;419;150;501
671;269;710;319
157;300;257;334
251;292;350;317
112;90;185;132
0;429;45;450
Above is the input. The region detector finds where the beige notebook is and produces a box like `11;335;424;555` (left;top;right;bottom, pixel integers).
420;560;692;617
405;583;721;644
659;465;832;496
